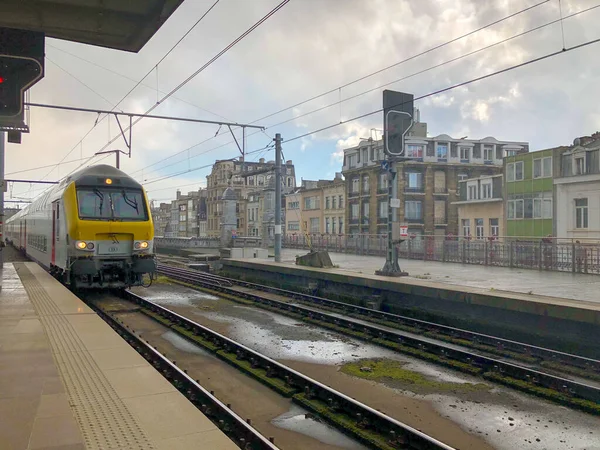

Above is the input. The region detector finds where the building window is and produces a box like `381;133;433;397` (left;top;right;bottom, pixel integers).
304;196;319;210
426;145;435;157
339;195;343;208
288;201;299;209
351;203;359;219
379;200;388;218
287;177;293;187
507;199;524;219
475;218;484;239
362;176;369;193
325;218;330;233
450;145;458;158
533;157;552;178
379;173;389;191
495;147;503;159
490;218;499;236
348;154;356;168
473;146;482;159
406;144;423;158
437;143;448;159
332;196;337;209
351;178;359;193
481;182;492;199
339;216;343;232
462;219;470;237
179;214;186;222
326;197;330;209
406;172;423;190
310;217;319;233
331;218;336;234
460;147;470;160
575;198;588;228
467;184;477;200
362;201;370;219
507;161;524;182
179;204;186;211
483;145;494;161
543;198;552;219
458;173;468;182
405;201;422;220
575;156;586;175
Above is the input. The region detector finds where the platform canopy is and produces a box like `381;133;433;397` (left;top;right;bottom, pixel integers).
0;0;185;52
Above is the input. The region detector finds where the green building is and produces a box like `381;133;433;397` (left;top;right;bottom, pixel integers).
503;148;565;238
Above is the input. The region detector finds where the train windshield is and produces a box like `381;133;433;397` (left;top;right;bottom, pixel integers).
77;188;148;221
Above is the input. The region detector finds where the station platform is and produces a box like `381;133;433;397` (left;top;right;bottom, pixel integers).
0;262;237;450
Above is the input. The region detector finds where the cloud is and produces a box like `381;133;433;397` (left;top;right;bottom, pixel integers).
7;0;600;205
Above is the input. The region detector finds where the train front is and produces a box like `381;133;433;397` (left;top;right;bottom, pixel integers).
65;166;156;289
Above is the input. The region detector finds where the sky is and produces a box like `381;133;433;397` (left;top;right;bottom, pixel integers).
5;0;600;206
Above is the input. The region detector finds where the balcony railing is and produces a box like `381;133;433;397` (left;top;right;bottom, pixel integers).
404;186;424;193
404;217;423;223
349;218;359;225
377;188;388;195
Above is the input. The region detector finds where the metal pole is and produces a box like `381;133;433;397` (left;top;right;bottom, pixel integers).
0;132;4;270
116;150;120;169
274;133;282;262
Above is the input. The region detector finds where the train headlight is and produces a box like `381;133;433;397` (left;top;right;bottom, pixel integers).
134;241;149;250
76;241;95;251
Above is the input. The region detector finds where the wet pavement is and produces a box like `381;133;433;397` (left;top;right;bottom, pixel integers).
137;282;600;450
278;249;600;304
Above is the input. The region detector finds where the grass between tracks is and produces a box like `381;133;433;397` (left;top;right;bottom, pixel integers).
156;275;600;415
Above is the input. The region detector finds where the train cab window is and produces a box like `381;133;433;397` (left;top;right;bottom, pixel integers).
77;188;148;221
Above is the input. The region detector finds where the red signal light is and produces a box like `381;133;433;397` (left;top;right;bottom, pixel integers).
0;76;4;84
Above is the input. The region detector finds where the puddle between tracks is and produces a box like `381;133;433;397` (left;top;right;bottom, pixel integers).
272;405;368;449
161;331;212;357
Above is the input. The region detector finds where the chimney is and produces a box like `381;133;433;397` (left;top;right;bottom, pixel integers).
286;160;292;165
176;189;181;199
259;158;265;164
335;172;342;180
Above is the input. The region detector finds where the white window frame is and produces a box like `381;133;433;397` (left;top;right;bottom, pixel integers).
506;163;515;182
515;161;524;180
533;157;552;178
490;218;499;236
460;147;470;160
475;218;484;239
436;143;448;159
481;182;492;199
379;201;388;218
461;219;470;237
575;156;586;175
406;144;423;158
575;198;588;229
351;203;359;219
483;145;494;161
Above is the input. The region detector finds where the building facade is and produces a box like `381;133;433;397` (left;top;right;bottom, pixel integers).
206;158;296;237
283;176;345;236
555;134;600;240
454;174;504;238
342;125;528;237
151;202;172;237
503;147;564;238
161;189;206;238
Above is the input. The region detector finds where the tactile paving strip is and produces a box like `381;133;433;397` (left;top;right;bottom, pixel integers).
14;264;155;450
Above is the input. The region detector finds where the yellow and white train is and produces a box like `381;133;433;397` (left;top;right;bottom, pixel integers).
5;164;156;289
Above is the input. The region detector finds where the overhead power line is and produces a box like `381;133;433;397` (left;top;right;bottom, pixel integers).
285;36;600;144
137;2;598;181
143;32;600;187
130;0;550;176
68;0;291;178
40;0;222;181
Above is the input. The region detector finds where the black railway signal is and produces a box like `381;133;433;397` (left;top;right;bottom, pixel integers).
0;28;45;119
383;90;414;156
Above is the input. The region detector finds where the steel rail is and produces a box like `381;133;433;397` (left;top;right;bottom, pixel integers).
121;289;455;450
158;264;600;373
157;265;600;410
90;300;280;450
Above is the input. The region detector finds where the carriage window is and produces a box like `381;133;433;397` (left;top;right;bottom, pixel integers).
77;188;148;221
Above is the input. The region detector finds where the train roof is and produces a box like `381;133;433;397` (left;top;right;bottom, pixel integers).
65;164;143;189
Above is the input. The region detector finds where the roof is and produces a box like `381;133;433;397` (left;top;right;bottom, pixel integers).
0;0;185;52
66;164;143;189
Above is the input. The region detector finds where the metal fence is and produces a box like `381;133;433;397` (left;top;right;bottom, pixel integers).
282;234;600;275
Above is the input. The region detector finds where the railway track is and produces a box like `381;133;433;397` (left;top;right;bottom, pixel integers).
92;290;455;450
87;298;280;450
156;264;600;415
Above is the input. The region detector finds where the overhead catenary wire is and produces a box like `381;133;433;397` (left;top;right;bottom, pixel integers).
129;0;550;176
68;0;292;178
135;3;600;181
39;0;222;180
284;36;600;144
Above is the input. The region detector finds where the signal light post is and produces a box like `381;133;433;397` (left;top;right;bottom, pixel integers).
375;90;414;277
